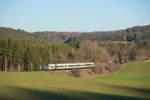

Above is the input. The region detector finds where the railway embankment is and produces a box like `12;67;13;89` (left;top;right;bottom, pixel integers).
38;63;123;78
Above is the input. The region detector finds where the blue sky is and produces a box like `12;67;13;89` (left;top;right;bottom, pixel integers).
0;0;150;32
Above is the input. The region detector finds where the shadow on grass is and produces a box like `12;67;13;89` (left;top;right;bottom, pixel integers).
104;84;150;96
0;86;150;100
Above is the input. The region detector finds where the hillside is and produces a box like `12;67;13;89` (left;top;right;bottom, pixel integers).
78;25;150;42
1;25;150;44
0;27;48;44
95;62;150;83
0;62;150;100
33;31;80;44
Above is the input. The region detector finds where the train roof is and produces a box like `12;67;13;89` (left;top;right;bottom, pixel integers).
45;62;94;65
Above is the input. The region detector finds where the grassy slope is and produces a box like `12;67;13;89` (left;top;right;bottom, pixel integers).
0;62;150;100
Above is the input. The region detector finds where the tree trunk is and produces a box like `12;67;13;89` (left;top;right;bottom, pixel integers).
18;64;21;72
4;56;8;72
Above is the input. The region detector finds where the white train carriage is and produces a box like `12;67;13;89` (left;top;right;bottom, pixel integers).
44;62;94;70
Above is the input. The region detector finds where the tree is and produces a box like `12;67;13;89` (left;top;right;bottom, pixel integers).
24;47;32;71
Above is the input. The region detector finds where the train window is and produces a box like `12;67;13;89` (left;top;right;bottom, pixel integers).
85;64;91;66
69;65;73;67
57;66;63;67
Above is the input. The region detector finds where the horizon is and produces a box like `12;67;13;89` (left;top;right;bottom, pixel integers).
1;24;150;33
0;0;150;32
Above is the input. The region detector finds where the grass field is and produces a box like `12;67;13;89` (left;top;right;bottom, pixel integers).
0;62;150;100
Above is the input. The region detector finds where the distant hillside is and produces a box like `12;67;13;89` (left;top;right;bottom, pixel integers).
32;25;150;44
78;25;150;42
0;27;80;44
33;31;80;44
0;27;48;44
0;25;150;44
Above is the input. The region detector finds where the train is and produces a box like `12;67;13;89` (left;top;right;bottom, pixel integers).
44;62;95;70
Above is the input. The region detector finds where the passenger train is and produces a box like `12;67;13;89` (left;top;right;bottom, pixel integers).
44;62;94;70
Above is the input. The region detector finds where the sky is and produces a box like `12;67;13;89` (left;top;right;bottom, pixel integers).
0;0;150;32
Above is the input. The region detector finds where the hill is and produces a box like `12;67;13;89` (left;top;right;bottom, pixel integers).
0;27;48;44
33;25;150;44
0;62;150;100
33;31;80;44
78;25;150;42
1;25;150;44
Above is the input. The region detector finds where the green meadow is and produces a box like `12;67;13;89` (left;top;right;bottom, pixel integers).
0;62;150;100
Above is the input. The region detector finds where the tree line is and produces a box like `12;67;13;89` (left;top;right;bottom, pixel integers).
1;37;150;72
0;37;50;71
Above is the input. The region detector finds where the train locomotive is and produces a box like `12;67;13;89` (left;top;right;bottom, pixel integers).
44;62;94;70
